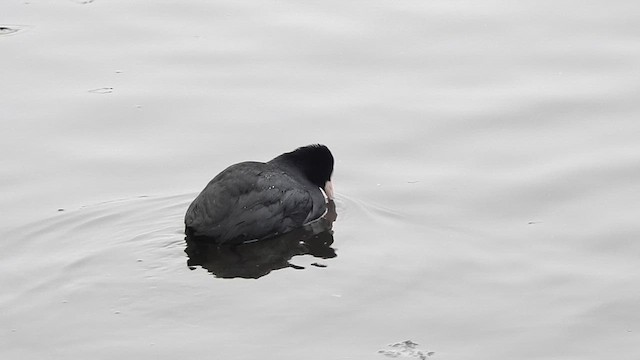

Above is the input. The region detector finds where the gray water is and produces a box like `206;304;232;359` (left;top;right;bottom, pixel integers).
2;1;640;359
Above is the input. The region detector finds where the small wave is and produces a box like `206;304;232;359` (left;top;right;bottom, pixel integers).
0;25;29;36
334;192;407;224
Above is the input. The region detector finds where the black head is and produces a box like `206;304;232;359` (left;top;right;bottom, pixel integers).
271;144;334;189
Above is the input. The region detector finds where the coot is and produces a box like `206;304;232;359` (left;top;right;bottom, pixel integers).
185;144;334;244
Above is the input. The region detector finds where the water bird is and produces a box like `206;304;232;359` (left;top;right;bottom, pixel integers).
185;144;334;244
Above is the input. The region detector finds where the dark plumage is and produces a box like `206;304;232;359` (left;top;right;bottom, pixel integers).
185;144;334;244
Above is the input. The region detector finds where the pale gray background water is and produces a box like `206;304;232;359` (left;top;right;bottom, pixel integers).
2;1;639;359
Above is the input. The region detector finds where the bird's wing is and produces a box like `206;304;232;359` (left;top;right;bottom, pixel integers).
185;162;314;243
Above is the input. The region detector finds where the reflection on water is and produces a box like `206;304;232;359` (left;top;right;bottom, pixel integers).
185;200;337;279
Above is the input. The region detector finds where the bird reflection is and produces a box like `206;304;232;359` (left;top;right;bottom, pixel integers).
185;200;337;279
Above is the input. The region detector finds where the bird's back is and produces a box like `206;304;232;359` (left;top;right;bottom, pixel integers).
184;161;326;244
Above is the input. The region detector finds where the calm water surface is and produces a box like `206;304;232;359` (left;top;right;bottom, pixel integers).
2;1;640;359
